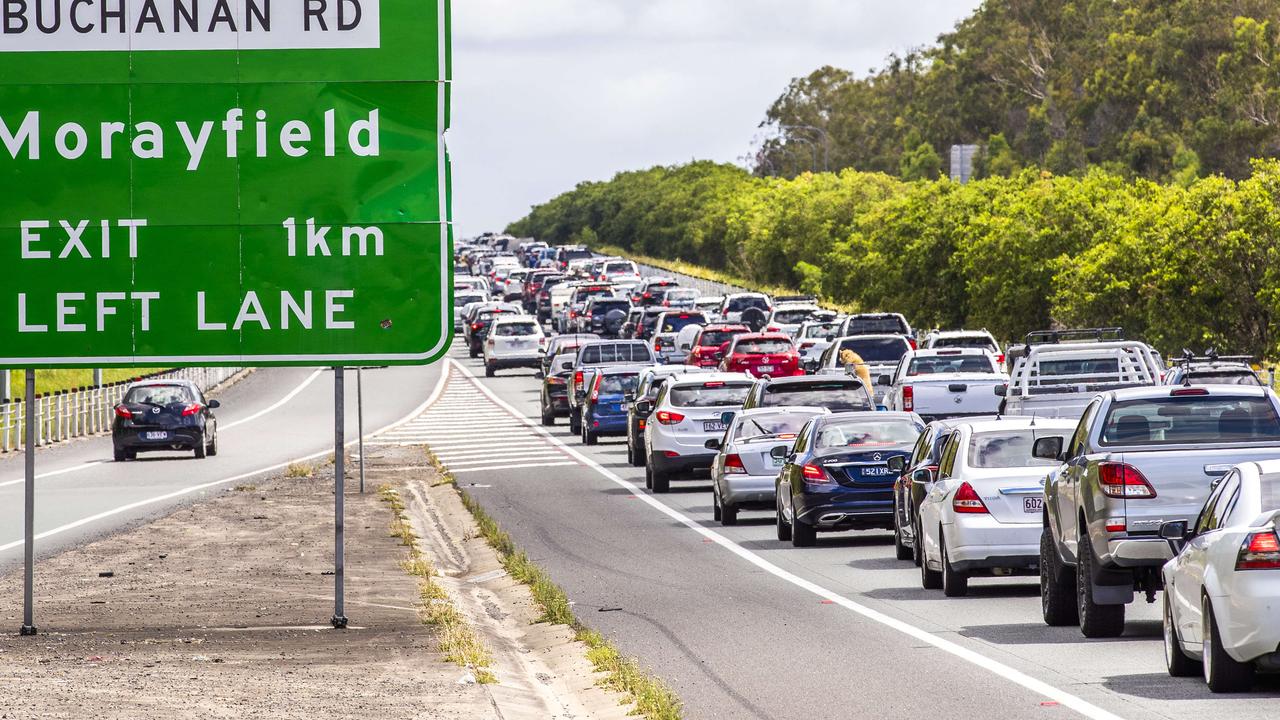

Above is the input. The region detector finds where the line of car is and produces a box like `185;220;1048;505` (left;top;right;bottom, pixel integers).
457;236;1280;694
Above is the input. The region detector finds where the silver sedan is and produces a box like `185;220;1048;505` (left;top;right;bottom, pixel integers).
708;407;829;525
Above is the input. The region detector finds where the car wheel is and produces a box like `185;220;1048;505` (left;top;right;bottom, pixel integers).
194;436;207;459
791;507;816;547
569;410;581;435
644;461;653;489
469;343;479;359
1203;598;1255;692
651;466;670;494
626;440;635;465
893;504;912;561
1164;593;1200;677
941;530;969;597
113;447;127;462
206;430;218;457
1041;528;1079;626
912;516;923;567
1077;531;1125;638
775;498;792;541
920;532;943;590
583;425;597;445
485;363;496;378
540;404;555;426
721;500;738;527
712;490;722;521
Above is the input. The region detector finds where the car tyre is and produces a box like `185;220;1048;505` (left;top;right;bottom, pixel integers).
651;466;670;494
1040;528;1079;626
721;501;738;526
582;424;598;445
775;498;792;541
712;490;722;522
912;517;923;567
791;508;816;547
568;410;581;435
920;537;943;590
194;435;207;459
1077;531;1125;638
206;430;218;457
644;461;653;490
113;447;127;462
468;342;479;359
893;504;912;561
540;404;555;426
1203;598;1254;692
1164;594;1200;678
941;531;969;597
485;363;496;378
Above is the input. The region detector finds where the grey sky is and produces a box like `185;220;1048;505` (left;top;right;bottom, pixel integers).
449;0;984;236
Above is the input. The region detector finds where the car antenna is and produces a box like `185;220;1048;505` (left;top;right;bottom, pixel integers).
1029;412;1036;427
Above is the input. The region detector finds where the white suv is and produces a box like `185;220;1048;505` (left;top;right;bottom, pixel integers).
484;316;545;377
641;372;753;493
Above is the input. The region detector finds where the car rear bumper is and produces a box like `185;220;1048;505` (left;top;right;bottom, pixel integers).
719;474;777;507
587;415;628;434
487;353;541;369
1105;537;1173;567
795;498;893;530
115;428;202;450
650;451;715;476
944;516;1040;570
1209;578;1280;663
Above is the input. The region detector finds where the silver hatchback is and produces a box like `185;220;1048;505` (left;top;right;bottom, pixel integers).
709;407;829;525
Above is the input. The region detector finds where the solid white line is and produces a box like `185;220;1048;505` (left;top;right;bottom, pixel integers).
449;359;1127;720
0;365;451;555
0;461;106;490
221;369;324;430
450;461;578;474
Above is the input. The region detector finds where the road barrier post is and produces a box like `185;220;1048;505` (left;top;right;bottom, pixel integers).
332;367;348;630
357;368;366;494
21;370;36;637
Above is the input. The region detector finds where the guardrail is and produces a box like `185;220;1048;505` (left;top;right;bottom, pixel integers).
0;367;244;453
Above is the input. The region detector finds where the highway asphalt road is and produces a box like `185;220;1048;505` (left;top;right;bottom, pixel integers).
0;363;444;578
433;339;1280;720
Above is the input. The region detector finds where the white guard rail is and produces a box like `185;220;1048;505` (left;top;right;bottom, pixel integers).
0;367;243;453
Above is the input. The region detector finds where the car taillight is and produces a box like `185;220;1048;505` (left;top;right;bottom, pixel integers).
573;370;584;390
655;410;685;425
114;405;133;419
180;403;203;417
724;454;746;474
996;353;1006;365
548;377;566;386
1237;531;1280;570
1097;462;1157;499
638;419;646;429
471;322;483;330
801;464;831;484
907;337;917;350
643;292;652;299
902;385;914;412
953;482;988;514
1170;387;1210;397
591;376;602;401
654;338;664;350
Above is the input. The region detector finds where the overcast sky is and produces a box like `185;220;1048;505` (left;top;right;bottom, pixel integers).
449;0;984;236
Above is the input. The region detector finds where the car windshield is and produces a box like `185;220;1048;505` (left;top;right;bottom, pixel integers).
670;383;752;408
125;384;194;405
803;324;842;340
837;338;909;363
699;330;744;347
1100;396;1280;446
932;336;998;351
968;430;1061;468
773;309;812;324
735;414;810;442
846;317;908;334
728;296;770;312
1187;371;1262;386
454;294;485;307
735;339;792;354
907;356;994;375
814;419;920;449
763;382;871;411
605;263;635;274
1036;358;1122;384
661;313;705;333
598;374;640;395
580;343;652;363
494;322;538;337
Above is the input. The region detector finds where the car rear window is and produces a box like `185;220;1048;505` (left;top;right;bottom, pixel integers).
814;419;920;449
735;339;793;354
727;296;770;312
837;338;909;363
605;262;635;274
561;250;593;262
579;343;653;364
1100;396;1280;446
1187;371;1262;386
967;430;1061;469
803;324;843;340
735;414;811;441
574;286;615;300
772;309;813;324
494;322;538;336
125;384;195;405
907;356;994;375
932;336;998;351
591;300;630;313
660;313;705;333
670;382;753;408
454;293;485;307
1037;358;1121;384
598;374;640;395
763;382;871;411
699;329;745;347
846;317;908;334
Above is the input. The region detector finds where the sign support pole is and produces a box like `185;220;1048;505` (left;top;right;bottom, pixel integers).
20;369;37;636
357;368;365;494
331;367;348;630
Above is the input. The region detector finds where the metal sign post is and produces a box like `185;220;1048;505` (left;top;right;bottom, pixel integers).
20;370;37;636
331;367;348;630
357;368;366;494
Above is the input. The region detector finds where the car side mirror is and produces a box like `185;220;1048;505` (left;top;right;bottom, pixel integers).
704;439;721;451
635;400;653;415
770;446;788;460
1031;436;1063;462
1160;520;1192;553
207;399;221;409
887;456;906;473
911;468;935;485
994;385;1007;397
876;374;892;386
720;411;736;425
534;371;544;379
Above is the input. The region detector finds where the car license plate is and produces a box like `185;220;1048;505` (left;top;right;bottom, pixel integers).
143;431;169;440
702;421;726;432
1023;497;1043;514
861;466;892;477
771;455;785;467
757;365;774;373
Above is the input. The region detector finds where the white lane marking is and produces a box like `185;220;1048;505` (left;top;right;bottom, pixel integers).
450;359;1128;720
221;369;324;430
427;441;552;451
0;366;451;555
0;369;327;489
443;453;568;468
451;461;578;474
436;448;562;460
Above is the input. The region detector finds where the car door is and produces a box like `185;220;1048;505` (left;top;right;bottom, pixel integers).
1176;473;1239;644
899;427;934;529
1055;398;1100;561
778;422;813;517
920;433;961;563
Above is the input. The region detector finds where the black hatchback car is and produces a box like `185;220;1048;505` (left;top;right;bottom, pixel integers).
741;376;874;412
112;379;220;461
775;411;922;547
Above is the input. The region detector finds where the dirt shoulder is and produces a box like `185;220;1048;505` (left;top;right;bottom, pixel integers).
0;444;631;719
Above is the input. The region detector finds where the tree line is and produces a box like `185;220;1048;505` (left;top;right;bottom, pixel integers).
507;160;1280;358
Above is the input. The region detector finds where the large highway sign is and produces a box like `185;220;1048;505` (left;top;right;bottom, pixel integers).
0;0;452;367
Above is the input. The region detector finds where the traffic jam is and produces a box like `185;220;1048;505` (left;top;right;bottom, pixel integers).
454;234;1280;695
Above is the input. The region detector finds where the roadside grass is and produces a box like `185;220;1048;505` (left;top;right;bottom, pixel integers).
379;485;497;684
446;458;683;720
285;462;314;479
5;368;169;399
596;243;858;314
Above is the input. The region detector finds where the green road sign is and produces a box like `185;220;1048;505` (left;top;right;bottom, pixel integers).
0;0;452;367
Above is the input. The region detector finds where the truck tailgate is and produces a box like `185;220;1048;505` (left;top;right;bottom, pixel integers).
909;375;1004;417
1122;447;1280;531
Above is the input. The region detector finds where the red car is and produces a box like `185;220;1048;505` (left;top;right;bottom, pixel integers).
687;324;751;368
719;333;803;378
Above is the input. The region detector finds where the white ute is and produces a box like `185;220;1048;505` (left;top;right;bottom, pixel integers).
881;348;1008;421
999;328;1162;420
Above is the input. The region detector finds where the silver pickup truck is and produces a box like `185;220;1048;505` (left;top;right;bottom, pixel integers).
1035;384;1280;638
999;331;1163;421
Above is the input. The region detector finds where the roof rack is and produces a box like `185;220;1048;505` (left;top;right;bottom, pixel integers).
1174;349;1255;366
774;295;818;304
1023;328;1124;346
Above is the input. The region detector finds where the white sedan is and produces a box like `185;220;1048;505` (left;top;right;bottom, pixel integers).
1162;459;1280;692
917;418;1076;597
